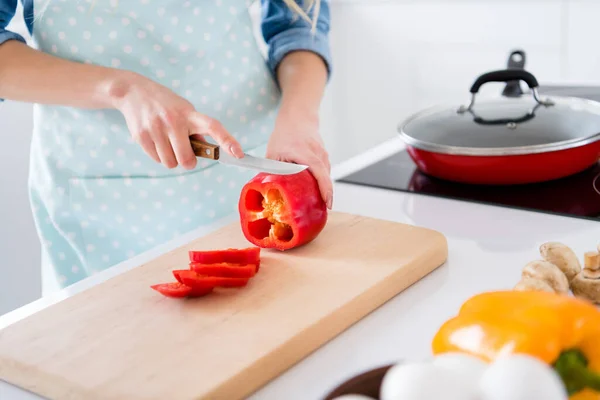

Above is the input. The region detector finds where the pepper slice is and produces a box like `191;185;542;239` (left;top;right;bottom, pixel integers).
238;170;328;251
189;247;261;267
431;290;600;398
189;263;257;278
150;282;192;298
152;247;261;299
173;269;249;290
171;270;217;297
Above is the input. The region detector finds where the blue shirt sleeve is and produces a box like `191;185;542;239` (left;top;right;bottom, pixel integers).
260;0;332;79
0;0;29;47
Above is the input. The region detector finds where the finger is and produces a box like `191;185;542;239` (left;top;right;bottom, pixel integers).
266;148;333;208
136;130;161;164
302;156;333;210
308;138;331;172
155;133;178;169
321;149;331;172
150;118;178;169
169;129;197;171
188;112;243;158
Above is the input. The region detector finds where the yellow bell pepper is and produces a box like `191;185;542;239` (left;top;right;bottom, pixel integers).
431;290;600;399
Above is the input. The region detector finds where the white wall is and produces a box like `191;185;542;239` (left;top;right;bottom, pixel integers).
1;0;598;315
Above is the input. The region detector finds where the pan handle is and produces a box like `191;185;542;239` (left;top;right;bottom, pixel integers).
502;50;527;98
470;69;539;93
507;50;526;70
458;69;554;113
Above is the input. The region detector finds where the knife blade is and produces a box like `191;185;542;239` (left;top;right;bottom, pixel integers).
190;138;308;175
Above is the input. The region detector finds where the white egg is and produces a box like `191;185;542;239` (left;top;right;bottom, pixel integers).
330;395;376;400
432;352;489;385
380;362;479;400
479;354;568;400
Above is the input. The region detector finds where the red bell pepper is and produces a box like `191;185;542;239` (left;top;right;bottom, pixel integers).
189;247;261;268
190;263;257;278
170;270;215;297
237;169;328;251
151;247;262;299
173;269;249;291
150;282;192;298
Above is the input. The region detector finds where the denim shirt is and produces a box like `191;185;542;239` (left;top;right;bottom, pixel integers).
0;0;332;78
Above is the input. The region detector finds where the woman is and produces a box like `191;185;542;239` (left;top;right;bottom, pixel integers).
0;0;333;293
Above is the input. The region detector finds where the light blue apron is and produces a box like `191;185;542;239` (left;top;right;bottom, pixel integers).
29;0;280;292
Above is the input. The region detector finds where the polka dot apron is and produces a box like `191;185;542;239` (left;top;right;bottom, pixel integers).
29;0;281;293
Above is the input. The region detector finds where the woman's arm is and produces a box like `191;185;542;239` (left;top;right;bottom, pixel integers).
260;0;332;81
0;0;125;107
0;40;243;167
0;40;131;108
0;1;243;169
261;0;334;208
277;50;328;121
262;0;331;133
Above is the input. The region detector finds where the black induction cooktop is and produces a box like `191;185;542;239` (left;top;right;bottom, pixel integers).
336;85;600;222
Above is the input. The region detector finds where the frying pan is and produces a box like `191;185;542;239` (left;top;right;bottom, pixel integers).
397;60;600;185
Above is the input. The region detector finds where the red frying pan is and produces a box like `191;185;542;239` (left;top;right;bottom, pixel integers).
398;69;600;185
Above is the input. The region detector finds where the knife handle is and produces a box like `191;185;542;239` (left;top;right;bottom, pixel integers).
190;138;220;160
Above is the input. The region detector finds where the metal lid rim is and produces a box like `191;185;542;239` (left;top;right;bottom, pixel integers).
398;131;600;156
396;95;600;156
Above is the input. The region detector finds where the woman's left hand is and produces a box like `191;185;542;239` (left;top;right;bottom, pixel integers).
266;108;333;209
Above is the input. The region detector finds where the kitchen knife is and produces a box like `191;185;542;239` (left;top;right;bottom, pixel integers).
190;138;308;175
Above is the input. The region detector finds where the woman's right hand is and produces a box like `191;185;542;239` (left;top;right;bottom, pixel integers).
111;73;244;170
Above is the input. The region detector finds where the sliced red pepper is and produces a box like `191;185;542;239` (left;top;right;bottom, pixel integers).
188;247;261;267
237;169;328;251
189;263;257;278
150;282;192;298
172;269;191;284
212;276;249;288
171;270;216;297
174;270;249;291
187;286;214;297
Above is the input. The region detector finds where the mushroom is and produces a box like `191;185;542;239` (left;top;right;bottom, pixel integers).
582;269;600;279
514;276;556;293
539;242;581;282
570;249;600;303
571;269;600;304
520;260;570;294
584;251;600;271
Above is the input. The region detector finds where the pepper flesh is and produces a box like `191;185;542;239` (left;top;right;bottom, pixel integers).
173;270;249;290
188;247;261;267
150;282;192;298
150;247;261;299
190;263;257;278
238;170;328;251
431;290;600;398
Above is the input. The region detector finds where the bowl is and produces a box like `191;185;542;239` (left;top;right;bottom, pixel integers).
323;364;394;400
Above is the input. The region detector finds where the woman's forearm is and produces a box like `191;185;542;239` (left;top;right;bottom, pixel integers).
269;49;332;208
275;50;328;118
0;40;131;109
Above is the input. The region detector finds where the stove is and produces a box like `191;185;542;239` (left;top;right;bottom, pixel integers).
336;85;600;222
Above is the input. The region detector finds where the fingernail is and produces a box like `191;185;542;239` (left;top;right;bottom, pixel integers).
327;193;333;209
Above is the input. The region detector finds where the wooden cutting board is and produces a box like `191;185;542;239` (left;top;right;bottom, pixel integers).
0;211;447;400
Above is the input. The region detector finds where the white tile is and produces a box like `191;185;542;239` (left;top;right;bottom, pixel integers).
564;0;600;84
329;1;563;47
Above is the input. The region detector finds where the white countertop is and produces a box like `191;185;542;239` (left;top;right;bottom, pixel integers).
1;137;599;400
